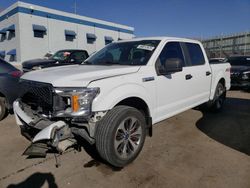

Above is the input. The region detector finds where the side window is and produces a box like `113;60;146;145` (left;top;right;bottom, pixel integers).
70;52;87;63
156;42;185;72
185;43;205;66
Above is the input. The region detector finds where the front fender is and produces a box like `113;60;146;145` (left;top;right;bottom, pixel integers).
92;83;153;115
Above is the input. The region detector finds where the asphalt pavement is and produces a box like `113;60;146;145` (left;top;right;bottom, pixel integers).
0;90;249;188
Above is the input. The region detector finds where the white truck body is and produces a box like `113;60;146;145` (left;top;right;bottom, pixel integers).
13;37;231;167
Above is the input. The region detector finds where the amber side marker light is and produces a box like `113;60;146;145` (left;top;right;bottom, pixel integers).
72;95;79;112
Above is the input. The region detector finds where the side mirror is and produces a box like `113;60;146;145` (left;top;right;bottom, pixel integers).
159;58;183;75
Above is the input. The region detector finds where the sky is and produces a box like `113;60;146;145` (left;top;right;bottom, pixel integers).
0;0;250;39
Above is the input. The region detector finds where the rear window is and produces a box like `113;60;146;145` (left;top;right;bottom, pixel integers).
227;57;250;66
185;43;205;66
0;59;16;73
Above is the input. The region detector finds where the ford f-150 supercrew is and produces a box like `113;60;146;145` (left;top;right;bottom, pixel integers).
13;37;231;167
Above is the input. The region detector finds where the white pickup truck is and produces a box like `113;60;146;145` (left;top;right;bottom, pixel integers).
14;37;231;167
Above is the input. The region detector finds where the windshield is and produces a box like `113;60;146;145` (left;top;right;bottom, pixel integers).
226;56;250;66
83;40;160;66
52;50;72;61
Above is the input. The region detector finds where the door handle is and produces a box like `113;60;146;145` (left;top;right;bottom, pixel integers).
185;74;193;80
206;71;211;76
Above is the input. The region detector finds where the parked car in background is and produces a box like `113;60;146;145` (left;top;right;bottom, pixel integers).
0;58;22;120
227;56;250;89
14;37;231;167
22;49;89;72
43;52;54;59
209;58;226;64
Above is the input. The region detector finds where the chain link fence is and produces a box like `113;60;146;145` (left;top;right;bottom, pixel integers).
201;32;250;58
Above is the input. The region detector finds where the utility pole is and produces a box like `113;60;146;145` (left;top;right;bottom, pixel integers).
74;0;77;15
244;31;247;55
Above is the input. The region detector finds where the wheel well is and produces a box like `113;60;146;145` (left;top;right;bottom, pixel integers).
219;78;225;87
115;97;150;118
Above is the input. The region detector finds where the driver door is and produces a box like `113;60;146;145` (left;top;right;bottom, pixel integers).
154;41;195;123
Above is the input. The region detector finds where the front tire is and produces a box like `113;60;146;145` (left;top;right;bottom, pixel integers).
95;105;146;167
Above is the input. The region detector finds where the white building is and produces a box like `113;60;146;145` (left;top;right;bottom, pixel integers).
0;1;134;64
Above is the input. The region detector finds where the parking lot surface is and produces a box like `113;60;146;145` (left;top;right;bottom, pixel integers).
0;90;249;188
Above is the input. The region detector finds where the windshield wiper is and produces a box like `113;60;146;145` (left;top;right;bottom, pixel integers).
98;61;121;65
82;61;127;66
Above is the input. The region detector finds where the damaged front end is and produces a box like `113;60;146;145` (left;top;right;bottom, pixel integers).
24;121;75;157
14;80;102;158
14;101;77;157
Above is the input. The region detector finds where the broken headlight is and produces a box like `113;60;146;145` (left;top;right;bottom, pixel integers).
54;87;99;117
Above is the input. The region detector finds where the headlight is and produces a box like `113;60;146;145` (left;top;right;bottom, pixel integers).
55;87;99;116
242;71;250;80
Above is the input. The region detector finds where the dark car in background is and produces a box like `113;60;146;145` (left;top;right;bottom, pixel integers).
22;49;89;72
209;58;225;64
0;58;22;120
227;56;250;89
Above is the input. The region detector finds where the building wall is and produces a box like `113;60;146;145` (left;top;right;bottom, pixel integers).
0;2;21;62
0;1;134;64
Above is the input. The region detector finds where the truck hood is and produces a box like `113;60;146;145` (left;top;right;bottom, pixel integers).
21;65;140;87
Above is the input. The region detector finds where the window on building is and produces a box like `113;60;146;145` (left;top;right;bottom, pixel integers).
0;28;7;42
65;30;76;41
33;24;47;38
7;49;16;62
105;36;113;45
86;33;96;44
7;25;15;40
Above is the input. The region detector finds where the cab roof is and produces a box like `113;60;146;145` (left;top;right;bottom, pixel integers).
117;36;201;44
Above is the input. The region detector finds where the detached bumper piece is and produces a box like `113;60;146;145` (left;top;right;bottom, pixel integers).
23;142;49;158
23;124;76;158
14;101;77;158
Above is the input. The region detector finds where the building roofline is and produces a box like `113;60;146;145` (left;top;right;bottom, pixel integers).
0;1;134;34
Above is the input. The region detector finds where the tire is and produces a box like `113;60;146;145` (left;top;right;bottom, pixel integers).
0;97;8;121
210;82;226;112
95;105;146;167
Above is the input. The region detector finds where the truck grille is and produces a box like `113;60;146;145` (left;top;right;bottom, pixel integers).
20;80;54;113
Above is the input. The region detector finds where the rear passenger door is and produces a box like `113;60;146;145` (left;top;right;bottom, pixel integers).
181;42;211;106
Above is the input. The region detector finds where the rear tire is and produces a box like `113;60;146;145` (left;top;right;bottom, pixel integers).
209;82;226;112
95;105;146;167
0;97;8;121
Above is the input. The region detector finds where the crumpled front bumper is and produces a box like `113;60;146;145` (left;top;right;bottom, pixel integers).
13;101;76;157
